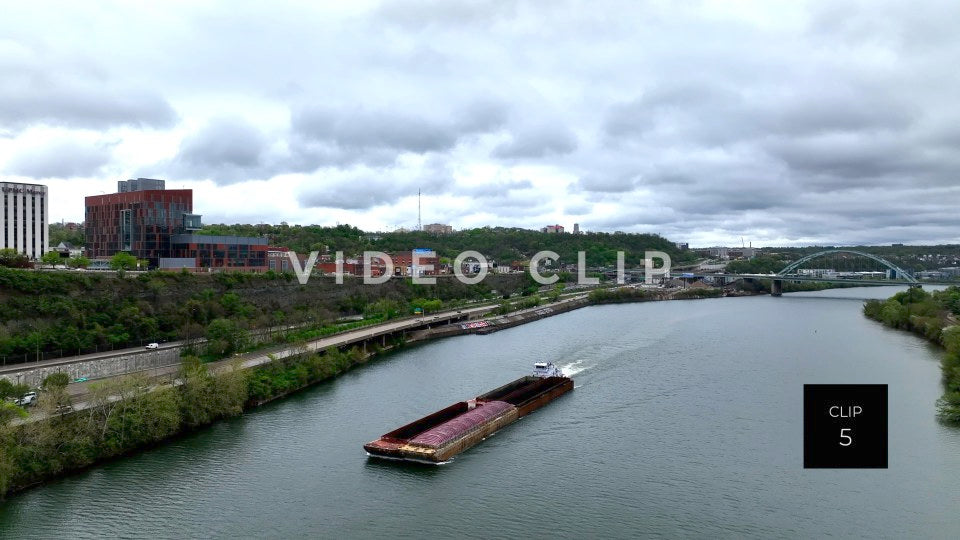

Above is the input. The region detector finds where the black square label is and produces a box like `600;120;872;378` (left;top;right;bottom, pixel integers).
804;384;887;469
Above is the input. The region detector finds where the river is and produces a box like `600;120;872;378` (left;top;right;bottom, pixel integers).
2;286;959;538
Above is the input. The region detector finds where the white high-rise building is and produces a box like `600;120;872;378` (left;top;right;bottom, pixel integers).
1;181;49;260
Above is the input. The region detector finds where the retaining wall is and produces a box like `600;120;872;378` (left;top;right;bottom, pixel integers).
0;349;182;387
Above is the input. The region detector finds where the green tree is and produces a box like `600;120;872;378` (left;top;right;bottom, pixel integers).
110;252;138;276
41;251;62;268
42;372;71;391
0;249;30;268
67;255;90;269
0;401;27;425
205;318;249;357
0;381;31;406
364;299;401;319
410;298;443;314
725;256;789;274
179;357;247;427
48;223;84;247
942;326;960;356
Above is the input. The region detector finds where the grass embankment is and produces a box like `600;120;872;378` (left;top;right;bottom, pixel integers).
0;267;526;365
863;286;960;421
588;286;723;304
0;344;381;499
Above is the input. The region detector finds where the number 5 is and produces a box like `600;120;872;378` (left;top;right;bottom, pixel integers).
840;428;852;447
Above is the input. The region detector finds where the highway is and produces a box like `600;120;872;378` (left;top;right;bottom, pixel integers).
0;340;183;376
0;320;333;378
10;303;497;424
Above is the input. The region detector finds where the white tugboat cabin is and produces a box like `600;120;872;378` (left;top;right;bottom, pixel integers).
533;362;564;378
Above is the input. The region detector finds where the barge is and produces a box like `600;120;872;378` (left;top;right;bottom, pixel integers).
364;363;573;463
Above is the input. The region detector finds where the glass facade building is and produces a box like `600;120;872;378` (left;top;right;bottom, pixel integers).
169;234;268;270
118;178;166;192
86;181;268;271
85;189;194;265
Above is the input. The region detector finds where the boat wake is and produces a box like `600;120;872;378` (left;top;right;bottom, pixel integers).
561;360;591;377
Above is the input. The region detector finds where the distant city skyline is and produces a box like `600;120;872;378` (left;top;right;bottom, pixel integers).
1;1;958;247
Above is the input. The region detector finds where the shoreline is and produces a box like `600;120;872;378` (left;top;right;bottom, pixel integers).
413;286;762;340
1;285;758;499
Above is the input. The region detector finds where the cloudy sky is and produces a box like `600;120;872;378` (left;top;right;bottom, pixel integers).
1;0;958;247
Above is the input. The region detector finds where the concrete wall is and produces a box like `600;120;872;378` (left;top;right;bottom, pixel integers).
0;348;182;388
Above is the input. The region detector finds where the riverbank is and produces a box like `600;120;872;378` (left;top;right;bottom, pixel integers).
862;286;960;420
0;343;395;498
0;284;748;498
413;285;751;340
7;285;955;538
0;267;528;369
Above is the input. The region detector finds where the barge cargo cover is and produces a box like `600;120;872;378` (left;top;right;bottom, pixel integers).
364;366;573;463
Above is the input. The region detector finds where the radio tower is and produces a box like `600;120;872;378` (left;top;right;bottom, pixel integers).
418;189;422;231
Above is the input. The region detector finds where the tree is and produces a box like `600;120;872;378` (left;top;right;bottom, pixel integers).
364;299;401;319
0;401;28;425
110;252;138;276
725;256;789;274
67;255;90;269
38;373;71;411
48;223;84;247
0;380;30;401
42;372;70;391
0;248;30;268
205;318;249;358
41;251;62;268
410;298;443;314
178;357;247;427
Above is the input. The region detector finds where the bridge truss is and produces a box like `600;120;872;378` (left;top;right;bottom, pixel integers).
777;249;918;284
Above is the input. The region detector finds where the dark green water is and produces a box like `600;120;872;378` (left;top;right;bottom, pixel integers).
3;287;959;538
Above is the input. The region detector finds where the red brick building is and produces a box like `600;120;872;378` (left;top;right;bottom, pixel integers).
84;189;198;264
168;234;267;271
391;250;439;277
85;180;266;271
317;260;366;276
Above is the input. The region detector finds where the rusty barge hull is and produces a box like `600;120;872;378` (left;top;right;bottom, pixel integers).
364;375;573;463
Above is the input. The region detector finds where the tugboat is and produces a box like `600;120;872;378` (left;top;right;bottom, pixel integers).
532;362;565;378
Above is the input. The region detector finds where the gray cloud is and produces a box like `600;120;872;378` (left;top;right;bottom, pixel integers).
576;173;639;193
299;177;410;210
290;100;509;169
0;53;176;131
375;0;519;29
3;0;960;245
459;179;533;198
493;123;578;159
298;160;453;210
563;203;592;215
171;117;270;183
4;137;114;178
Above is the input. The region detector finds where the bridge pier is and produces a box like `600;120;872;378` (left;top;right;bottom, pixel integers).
771;279;783;297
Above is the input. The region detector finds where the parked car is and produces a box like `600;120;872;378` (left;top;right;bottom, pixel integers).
14;391;38;407
145;342;160;350
54;404;73;414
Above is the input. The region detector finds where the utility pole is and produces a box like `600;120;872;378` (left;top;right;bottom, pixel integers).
418;189;422;232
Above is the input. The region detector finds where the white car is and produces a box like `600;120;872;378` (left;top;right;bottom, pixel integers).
145;342;160;350
15;391;38;406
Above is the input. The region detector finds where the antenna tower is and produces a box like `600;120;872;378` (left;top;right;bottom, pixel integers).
418;189;422;231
